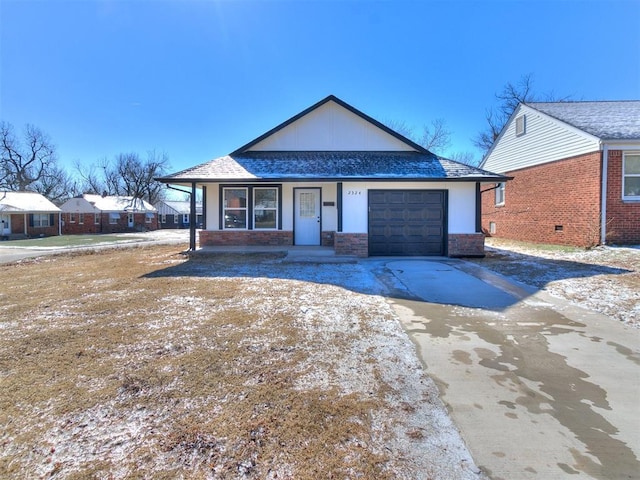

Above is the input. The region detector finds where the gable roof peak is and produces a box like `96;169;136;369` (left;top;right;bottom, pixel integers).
231;95;431;155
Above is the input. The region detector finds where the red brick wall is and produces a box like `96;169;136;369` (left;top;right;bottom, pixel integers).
200;230;294;246
9;213;60;237
605;150;640;244
448;233;485;257
334;233;368;257
482;151;603;247
62;213;158;234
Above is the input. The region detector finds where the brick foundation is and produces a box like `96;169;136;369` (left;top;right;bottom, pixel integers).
334;233;368;257
448;233;485;257
200;230;294;246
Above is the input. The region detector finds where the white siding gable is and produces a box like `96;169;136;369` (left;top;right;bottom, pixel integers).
247;100;415;152
482;104;601;174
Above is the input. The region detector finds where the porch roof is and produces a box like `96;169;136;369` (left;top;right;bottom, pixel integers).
158;151;508;183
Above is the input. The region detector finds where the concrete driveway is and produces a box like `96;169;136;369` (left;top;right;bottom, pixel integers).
383;259;640;480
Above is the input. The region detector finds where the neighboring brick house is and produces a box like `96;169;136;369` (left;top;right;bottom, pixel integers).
0;191;61;238
481;101;640;247
155;200;203;229
157;95;507;257
60;194;158;234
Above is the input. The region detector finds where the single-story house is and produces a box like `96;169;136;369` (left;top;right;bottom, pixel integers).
481;101;640;247
157;95;508;257
154;200;203;229
0;191;61;238
60;194;158;234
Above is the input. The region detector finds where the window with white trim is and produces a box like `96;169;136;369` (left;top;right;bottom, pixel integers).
145;213;154;223
33;214;50;227
223;188;248;229
495;182;506;206
94;213;100;225
623;153;640;200
173;214;179;224
79;213;84;225
69;213;76;223
515;115;526;136
253;187;278;229
109;213;119;224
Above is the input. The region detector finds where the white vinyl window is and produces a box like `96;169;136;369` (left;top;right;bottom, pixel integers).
145;213;154;223
623;153;640;200
495;182;506;206
109;213;120;224
94;213;100;225
69;213;76;223
253;187;278;229
173;214;179;224
32;214;50;227
223;188;247;229
78;213;84;225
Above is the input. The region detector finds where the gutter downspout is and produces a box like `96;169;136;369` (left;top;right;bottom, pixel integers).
600;144;608;245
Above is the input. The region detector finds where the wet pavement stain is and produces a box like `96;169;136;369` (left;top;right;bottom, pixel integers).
393;295;640;479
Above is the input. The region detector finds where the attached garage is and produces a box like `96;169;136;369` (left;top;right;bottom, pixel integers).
368;190;447;256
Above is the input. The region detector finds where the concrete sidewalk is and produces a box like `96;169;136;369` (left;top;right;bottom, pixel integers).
384;259;640;480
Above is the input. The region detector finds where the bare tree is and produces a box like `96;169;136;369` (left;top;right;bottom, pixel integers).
0;122;70;198
473;73;570;154
385;117;452;154
76;150;170;204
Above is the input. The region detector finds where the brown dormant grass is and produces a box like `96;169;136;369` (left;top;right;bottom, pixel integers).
0;246;479;479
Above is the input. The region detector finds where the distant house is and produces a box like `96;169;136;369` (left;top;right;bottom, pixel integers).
60;194;158;234
157;95;507;257
155;200;203;229
0;191;61;238
481;101;640;247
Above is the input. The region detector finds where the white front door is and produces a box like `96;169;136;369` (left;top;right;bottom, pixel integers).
294;188;321;245
127;213;134;228
0;214;10;235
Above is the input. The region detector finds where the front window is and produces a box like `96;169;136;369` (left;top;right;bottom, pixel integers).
69;213;76;223
109;213;119;224
254;187;278;229
224;188;248;229
145;213;153;223
623;153;640;200
495;182;506;206
94;213;100;225
33;214;50;227
79;213;84;225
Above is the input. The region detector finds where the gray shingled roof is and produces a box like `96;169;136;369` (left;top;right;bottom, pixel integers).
528;101;640;140
160;152;505;182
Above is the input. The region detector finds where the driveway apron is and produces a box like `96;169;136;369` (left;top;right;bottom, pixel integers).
383;260;640;480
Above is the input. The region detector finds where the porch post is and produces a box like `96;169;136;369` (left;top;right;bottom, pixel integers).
189;182;197;251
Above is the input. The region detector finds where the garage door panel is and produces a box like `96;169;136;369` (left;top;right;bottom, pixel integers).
368;190;445;256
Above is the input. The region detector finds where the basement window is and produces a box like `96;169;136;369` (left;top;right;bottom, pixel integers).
555;225;564;232
515;115;526;137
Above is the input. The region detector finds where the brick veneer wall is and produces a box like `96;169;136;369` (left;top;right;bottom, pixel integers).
448;233;485;257
200;230;294;246
605;150;640;244
334;233;368;257
482;151;603;247
62;213;158;234
10;213;60;237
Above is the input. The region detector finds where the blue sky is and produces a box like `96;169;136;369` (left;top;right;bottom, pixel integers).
1;0;639;175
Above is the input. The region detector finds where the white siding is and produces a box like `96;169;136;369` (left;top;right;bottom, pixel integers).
59;197;98;214
482;104;601;174
341;181;477;234
248;101;415;152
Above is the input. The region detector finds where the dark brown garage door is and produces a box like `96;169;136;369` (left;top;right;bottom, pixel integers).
368;190;446;256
